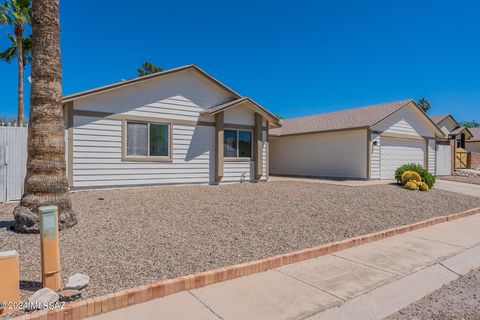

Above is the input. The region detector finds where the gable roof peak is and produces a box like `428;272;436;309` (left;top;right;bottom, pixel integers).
63;64;241;102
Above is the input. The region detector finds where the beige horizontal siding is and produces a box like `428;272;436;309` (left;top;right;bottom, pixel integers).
72;116;215;187
370;133;381;179
372;104;435;137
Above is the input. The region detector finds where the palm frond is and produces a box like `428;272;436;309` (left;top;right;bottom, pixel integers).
0;42;16;62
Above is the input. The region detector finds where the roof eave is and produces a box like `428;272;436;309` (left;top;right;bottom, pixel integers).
62;64;242;103
204;97;281;127
271;125;370;137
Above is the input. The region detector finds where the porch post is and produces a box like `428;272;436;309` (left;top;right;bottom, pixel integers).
450;135;456;172
215;112;224;182
266;121;270;180
253;112;263;180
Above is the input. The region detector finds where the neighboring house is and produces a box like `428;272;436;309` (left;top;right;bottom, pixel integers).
269;100;445;180
465;128;480;170
62;65;280;189
465;128;480;153
429;114;473;172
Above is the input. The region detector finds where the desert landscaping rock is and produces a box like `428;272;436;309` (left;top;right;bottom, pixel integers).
65;273;89;290
387;267;480;320
59;289;82;302
27;288;59;310
1;182;480;303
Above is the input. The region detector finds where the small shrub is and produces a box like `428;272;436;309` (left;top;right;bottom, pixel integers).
401;171;422;186
405;181;419;190
395;163;436;189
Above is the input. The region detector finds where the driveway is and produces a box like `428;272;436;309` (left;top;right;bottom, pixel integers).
269;175;395;187
435;179;480;197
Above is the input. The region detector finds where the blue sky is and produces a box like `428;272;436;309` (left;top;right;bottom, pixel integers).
1;0;479;122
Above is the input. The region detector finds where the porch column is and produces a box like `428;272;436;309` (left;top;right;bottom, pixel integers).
266;121;270;180
450;136;456;172
215;112;224;182
253;112;263;180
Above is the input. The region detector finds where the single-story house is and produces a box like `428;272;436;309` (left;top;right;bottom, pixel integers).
429;114;474;172
465;128;480;153
269;99;445;180
62;65;280;189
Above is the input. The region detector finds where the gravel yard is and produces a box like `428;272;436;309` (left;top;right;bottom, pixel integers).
387;267;480;320
439;175;480;185
1;181;480;303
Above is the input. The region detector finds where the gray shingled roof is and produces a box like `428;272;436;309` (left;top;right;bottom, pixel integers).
429;114;450;124
270;99;413;136
469;128;480;141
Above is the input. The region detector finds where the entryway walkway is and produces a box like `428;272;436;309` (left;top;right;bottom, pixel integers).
435;179;480;197
90;213;480;320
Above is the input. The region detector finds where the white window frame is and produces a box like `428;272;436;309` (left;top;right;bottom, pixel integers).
122;120;172;162
224;129;253;159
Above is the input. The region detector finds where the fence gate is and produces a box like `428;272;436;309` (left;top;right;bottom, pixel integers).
455;148;468;169
0;126;28;203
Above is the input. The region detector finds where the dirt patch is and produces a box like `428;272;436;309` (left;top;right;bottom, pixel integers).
1;182;480;303
387;267;480;320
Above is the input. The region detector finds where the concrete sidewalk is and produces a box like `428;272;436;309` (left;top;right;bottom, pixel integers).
435;179;480;197
90;214;480;320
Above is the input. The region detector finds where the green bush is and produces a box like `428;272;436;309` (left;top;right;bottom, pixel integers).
395;163;436;189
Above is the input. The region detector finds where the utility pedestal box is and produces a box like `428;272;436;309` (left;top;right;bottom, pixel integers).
0;250;20;316
39;205;61;291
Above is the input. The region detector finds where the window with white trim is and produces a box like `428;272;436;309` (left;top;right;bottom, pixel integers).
224;129;252;158
126;121;170;158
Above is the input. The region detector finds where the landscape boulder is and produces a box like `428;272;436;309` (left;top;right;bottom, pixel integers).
65;273;89;290
59;289;82;302
27;288;59;310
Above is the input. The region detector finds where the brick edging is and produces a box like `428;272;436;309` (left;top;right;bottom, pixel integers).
18;207;480;320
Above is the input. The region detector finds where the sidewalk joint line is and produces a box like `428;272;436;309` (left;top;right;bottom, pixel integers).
187;290;224;320
402;234;467;249
274;269;346;302
330;253;401;276
438;262;461;276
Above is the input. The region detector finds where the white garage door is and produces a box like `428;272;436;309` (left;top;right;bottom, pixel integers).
381;137;426;179
436;143;451;176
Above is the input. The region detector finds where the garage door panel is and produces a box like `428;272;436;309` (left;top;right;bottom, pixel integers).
381;137;426;179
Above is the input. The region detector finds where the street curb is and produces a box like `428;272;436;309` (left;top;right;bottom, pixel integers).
17;207;480;320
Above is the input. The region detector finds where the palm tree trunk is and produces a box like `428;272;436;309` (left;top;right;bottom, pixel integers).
14;0;77;233
15;26;24;126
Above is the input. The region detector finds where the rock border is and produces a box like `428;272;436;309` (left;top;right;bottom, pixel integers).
14;207;480;320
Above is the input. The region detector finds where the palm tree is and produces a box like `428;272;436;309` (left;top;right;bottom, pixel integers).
137;61;163;76
13;0;77;233
0;0;31;126
417;98;431;113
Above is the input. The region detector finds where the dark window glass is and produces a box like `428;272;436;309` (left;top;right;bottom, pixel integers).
238;131;252;158
150;124;169;156
224;130;237;157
